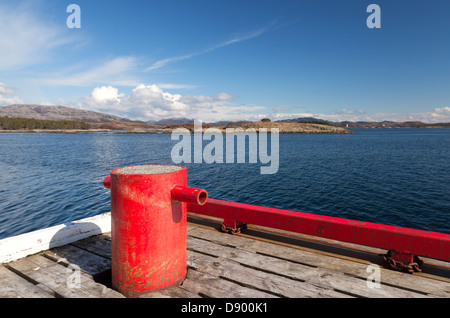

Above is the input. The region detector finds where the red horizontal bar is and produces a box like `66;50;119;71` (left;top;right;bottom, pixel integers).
188;198;450;262
171;185;208;206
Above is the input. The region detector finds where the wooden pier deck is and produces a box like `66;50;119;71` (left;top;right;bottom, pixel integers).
0;213;449;298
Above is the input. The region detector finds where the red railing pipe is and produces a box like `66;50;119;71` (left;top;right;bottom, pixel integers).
188;198;450;262
171;185;208;206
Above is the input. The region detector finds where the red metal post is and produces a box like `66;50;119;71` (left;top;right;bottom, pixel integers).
104;165;207;297
187;198;450;262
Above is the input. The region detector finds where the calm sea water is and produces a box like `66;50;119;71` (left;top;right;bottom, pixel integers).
0;128;449;239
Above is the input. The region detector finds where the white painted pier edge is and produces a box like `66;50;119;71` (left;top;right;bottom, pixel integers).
0;213;111;264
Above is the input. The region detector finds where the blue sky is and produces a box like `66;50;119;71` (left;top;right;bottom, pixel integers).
0;0;449;122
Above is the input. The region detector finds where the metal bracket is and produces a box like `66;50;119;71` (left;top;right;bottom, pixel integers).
382;249;423;274
221;219;247;235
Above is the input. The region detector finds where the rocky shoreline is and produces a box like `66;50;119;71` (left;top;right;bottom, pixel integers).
0;129;111;134
119;122;355;134
0;123;355;134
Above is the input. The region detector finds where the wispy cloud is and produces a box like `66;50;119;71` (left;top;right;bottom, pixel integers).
39;57;141;87
155;83;199;90
0;83;16;95
144;24;277;72
0;2;75;71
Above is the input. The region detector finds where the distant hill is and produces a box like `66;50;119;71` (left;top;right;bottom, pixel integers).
146;116;450;128
209;120;253;126
148;117;330;125
147;117;194;125
337;120;450;128
275;117;450;128
2;105;448;129
275;117;326;123
0;104;129;123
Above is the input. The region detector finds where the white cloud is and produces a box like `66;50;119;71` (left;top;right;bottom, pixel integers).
0;95;23;106
214;93;234;101
79;84;265;122
426;107;450;123
91;86;124;103
82;84;186;120
76;84;450;123
0;83;24;106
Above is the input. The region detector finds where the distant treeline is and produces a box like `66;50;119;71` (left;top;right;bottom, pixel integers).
0;116;91;130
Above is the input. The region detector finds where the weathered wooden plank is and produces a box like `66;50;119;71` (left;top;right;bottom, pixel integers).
6;254;123;298
187;236;432;298
71;234;111;259
7;255;94;298
187;226;450;297
187;250;352;298
181;268;279;298
239;230;450;290
240;228;449;297
0;265;54;298
42;244;110;277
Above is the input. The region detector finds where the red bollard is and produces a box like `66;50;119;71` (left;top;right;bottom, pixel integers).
103;165;207;297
